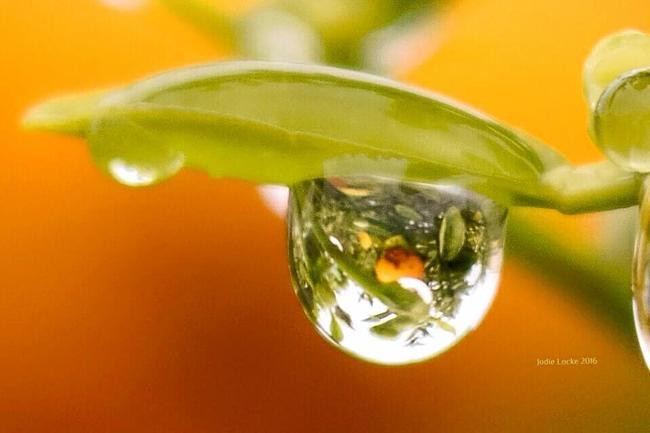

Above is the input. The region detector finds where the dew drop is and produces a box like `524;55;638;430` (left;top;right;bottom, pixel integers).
100;152;183;187
632;178;650;370
593;68;650;172
108;158;159;186
288;177;507;365
87;112;185;187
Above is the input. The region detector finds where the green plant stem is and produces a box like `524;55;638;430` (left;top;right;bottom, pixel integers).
537;161;643;213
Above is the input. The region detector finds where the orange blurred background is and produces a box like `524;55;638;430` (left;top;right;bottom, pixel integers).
2;0;650;431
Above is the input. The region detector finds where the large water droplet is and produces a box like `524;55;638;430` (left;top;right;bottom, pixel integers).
632;178;650;370
288;178;507;365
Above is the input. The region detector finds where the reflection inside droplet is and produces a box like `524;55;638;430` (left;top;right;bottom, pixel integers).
288;177;507;365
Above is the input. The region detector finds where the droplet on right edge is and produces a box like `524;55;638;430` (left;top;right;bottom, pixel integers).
632;178;650;369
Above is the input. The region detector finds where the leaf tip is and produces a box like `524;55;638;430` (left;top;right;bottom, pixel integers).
21;89;112;136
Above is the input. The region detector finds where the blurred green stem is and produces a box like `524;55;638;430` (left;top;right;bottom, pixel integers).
507;210;635;343
154;0;236;46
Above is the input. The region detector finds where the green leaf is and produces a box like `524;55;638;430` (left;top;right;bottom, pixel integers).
439;206;466;262
23;61;565;201
23;89;111;136
329;312;344;343
370;316;415;338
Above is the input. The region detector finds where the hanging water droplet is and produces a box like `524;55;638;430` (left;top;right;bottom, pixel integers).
632;178;650;370
99;149;184;187
106;158;160;186
288;177;507;365
87;112;185;187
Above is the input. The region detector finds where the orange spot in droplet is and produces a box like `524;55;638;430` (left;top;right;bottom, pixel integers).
374;247;425;283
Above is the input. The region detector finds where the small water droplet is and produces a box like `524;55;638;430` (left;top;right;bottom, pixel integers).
88;112;185;187
103;154;183;187
107;159;157;186
288;178;507;365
